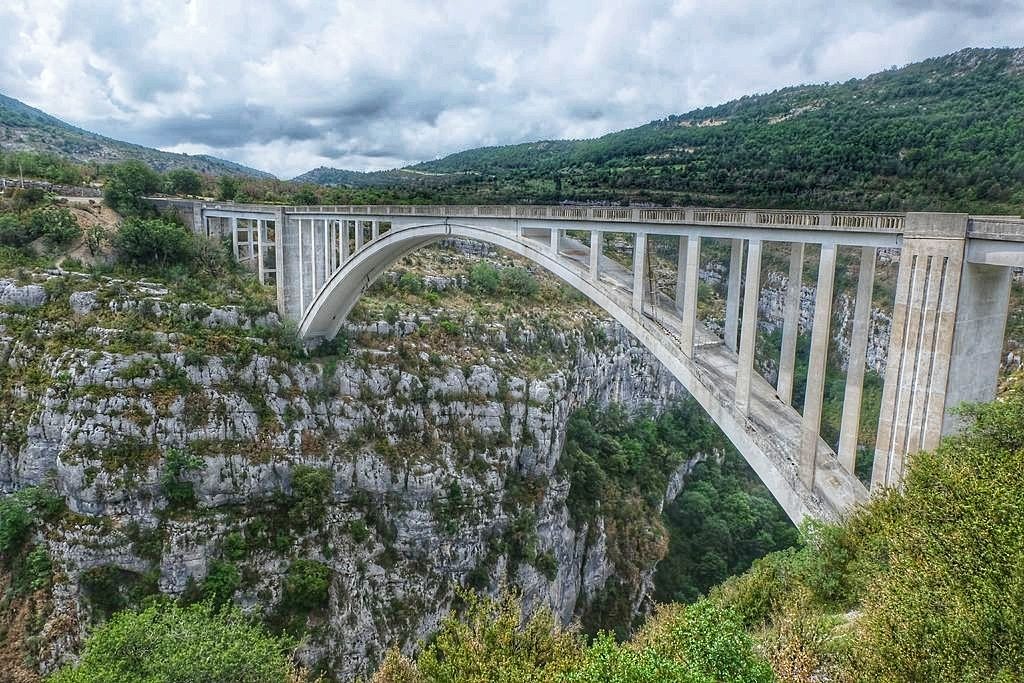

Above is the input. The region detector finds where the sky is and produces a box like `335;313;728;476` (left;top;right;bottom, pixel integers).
1;0;1022;179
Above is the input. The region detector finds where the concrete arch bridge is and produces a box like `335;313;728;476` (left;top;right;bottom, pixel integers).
153;199;1024;524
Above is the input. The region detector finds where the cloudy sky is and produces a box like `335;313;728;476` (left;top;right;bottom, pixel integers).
1;0;1022;178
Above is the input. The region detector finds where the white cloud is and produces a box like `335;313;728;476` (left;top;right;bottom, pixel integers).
1;0;1022;178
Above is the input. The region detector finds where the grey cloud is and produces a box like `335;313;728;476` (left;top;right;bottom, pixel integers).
0;0;1022;177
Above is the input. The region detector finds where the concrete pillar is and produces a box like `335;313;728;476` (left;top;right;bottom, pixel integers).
297;219;306;314
551;227;560;254
799;243;837;487
872;214;969;491
340;220;349;263
680;236;701;355
230;216;239;260
777;243;804;403
837;246;876;472
735;239;762;415
274;208;288;316
724;238;744;351
355;220;364;252
257;219;266;283
589;230;602;280
674;235;688;315
942;262;1011;433
372;220;379;241
632;232;647;314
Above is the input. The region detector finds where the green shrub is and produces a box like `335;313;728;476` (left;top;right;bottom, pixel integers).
282;559;331;612
500;267;539;298
397;271;425;294
467;262;500;294
48;601;294;683
30;206;81;246
0;487;64;557
103;160;162;216
114;217;194;267
202;560;241;605
160;448;204;508
165;168;203;196
290;465;333;523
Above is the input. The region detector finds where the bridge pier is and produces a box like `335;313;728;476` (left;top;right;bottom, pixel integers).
632;232;647;313
777;243;804;404
837;246;876;472
589;231;602;280
680;236;701;355
799;244;837;487
735;239;762;414
725;239;744;351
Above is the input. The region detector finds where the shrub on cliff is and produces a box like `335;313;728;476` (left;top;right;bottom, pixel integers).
114;217;194;267
103;159;161;217
48;601;296;683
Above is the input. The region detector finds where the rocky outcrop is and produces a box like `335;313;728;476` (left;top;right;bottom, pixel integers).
0;269;683;681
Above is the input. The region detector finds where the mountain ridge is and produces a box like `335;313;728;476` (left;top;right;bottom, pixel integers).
292;46;1024;213
0;92;274;178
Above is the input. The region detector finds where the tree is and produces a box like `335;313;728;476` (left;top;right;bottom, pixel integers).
217;175;240;201
114;217;194;267
165;168;203;196
48;601;295;683
103;160;161;216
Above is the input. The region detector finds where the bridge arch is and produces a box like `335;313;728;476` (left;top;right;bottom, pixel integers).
299;220;856;525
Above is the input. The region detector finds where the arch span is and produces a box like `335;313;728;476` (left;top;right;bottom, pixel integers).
299;220;867;525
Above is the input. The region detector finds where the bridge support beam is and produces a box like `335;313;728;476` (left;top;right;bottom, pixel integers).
632;232;647;313
551;227;560;254
725;239;744;351
674;236;688;315
799;243;837;487
837;246;876;472
736;239;762;414
680;236;701;355
873;214;969;490
777;243;804;404
589;231;602;280
372;220;379;242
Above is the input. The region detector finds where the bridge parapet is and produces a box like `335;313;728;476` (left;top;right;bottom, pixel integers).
285;203;907;233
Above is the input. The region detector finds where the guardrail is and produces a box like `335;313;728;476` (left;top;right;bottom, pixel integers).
283;204;908;232
967;217;1024;241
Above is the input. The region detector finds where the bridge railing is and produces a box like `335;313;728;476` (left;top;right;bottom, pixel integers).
284;204;907;232
968;217;1024;241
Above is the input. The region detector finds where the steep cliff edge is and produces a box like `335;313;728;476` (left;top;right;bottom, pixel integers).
0;246;695;680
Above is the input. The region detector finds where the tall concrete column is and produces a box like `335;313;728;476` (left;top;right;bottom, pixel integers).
777;243;804;403
550;227;560;254
724;239;744;351
632;232;647;314
674;235;688;315
735;239;762;415
274;208;288;315
230;216;239;260
872;214;969;491
680;236;701;355
371;220;379;241
354;220;364;252
589;230;602;280
799;243;837;487
340;220;350;263
297;219;307;314
837;246;876;472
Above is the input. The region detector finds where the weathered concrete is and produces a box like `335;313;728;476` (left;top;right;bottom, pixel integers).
735;240;762;415
777;243;803;405
724;239;743;352
799;244;836;487
837;246;876;472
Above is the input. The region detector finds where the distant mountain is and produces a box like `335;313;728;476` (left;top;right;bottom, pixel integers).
0;92;274;178
291;166;413;187
296;47;1024;213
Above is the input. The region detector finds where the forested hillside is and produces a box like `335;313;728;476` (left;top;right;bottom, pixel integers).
0;93;273;178
297;47;1024;214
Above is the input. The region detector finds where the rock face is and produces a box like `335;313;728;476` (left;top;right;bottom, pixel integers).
0;271;683;681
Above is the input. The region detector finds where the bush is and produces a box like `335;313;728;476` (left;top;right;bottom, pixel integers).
500;267;539;298
397;271;424;294
114;217;194;267
282;559;331;612
160;448;203;508
30;206;81;246
0;487;63;557
165;168;203;196
103;160;161;216
48;601;294;683
467;262;500;294
202;560;241;605
290;465;333;523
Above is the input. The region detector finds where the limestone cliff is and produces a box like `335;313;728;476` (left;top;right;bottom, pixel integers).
0;250;686;681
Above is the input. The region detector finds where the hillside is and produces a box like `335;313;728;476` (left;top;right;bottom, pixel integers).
297;47;1024;213
0;92;274;178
